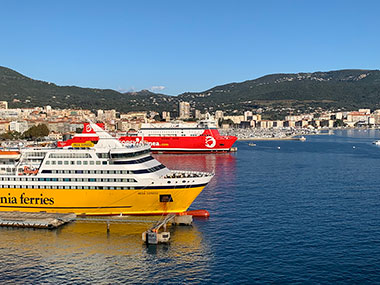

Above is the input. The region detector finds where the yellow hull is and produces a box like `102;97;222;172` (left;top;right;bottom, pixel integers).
0;186;205;215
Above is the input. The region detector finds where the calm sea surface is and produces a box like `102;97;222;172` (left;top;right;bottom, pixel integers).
2;130;380;283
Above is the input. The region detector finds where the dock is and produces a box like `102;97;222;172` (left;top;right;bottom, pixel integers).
0;211;198;244
142;214;193;244
0;211;76;229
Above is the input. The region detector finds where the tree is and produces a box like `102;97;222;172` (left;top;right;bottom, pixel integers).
0;131;21;140
334;119;345;127
22;124;50;140
153;114;161;121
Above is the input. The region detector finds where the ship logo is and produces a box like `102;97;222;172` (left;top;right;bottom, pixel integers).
85;125;93;133
205;136;216;148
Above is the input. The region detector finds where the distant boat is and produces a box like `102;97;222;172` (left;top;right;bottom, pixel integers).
372;140;380;145
248;143;256;147
299;136;306;141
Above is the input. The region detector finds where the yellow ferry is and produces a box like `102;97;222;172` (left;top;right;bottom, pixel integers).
0;123;213;215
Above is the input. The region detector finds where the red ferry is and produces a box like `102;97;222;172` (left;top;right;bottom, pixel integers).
58;120;237;153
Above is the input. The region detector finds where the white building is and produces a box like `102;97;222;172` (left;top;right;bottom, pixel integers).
244;111;253;121
97;110;104;120
162;111;170;122
215;110;224;120
194;110;202;120
359;109;371;115
0;101;8;109
9;121;29;133
104;109;116;121
45;105;52;114
179;102;190;119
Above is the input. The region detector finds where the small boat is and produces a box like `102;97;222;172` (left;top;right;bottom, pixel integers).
0;150;21;159
248;143;256;147
372;140;380;145
299;136;306;142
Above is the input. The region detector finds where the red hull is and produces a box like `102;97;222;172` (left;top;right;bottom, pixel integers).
119;133;236;153
58;123;237;153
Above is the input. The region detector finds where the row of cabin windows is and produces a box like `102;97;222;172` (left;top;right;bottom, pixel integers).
44;155;154;166
49;153;92;159
132;164;166;174
45;160;106;166
1;185;136;190
24;152;46;158
24;159;42;163
23;149;150;161
41;164;165;175
112;156;154;165
108;149;150;159
0;176;137;182
42;169;132;174
0;160;18;165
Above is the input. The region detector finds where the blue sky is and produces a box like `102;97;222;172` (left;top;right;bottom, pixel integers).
1;0;379;95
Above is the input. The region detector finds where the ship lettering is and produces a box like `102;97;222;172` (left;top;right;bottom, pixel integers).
0;193;17;204
20;193;55;205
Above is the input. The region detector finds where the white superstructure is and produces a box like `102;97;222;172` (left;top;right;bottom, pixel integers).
0;122;213;215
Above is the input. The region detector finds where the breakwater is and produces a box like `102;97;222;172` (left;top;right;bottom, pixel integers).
220;127;320;140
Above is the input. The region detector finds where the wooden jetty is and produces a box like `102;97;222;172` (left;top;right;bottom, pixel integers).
0;211;76;229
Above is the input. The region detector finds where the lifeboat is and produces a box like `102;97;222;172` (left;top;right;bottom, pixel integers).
23;166;38;175
0;151;21;160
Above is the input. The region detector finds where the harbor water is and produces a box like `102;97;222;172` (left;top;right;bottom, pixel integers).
1;129;380;283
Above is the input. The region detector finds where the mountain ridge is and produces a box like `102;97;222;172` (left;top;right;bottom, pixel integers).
177;69;380;113
1;66;380;114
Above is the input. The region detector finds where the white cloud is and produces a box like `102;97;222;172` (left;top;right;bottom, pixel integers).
150;86;166;92
117;86;136;93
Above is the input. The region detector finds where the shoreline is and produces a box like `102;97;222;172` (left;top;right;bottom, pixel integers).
238;137;303;141
225;128;338;142
237;131;332;141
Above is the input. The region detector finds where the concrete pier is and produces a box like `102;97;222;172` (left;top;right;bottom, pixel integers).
0;211;76;229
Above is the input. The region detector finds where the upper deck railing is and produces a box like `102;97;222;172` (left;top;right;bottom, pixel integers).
163;170;214;179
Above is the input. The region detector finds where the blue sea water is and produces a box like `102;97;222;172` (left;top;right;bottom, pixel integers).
1;130;380;283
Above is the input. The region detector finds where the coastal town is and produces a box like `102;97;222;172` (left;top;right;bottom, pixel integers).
0;100;380;141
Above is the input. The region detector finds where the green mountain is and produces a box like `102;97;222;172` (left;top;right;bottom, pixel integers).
0;66;177;112
178;69;380;113
1;66;380;116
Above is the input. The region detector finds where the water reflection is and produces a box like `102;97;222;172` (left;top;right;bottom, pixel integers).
154;153;237;189
0;154;238;283
0;220;212;283
154;153;238;215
